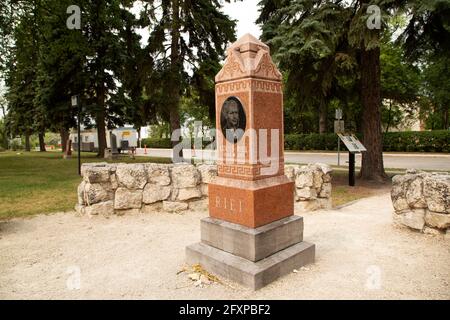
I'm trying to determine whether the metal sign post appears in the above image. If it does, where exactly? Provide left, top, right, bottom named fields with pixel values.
left=334, top=109, right=344, bottom=166
left=337, top=138, right=340, bottom=166
left=349, top=152, right=355, bottom=186
left=71, top=95, right=81, bottom=176
left=337, top=133, right=367, bottom=187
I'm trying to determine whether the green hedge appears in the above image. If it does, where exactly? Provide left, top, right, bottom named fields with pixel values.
left=142, top=131, right=450, bottom=153
left=285, top=131, right=450, bottom=152
left=141, top=138, right=173, bottom=149
left=382, top=130, right=450, bottom=153
left=141, top=137, right=215, bottom=149
left=285, top=133, right=339, bottom=151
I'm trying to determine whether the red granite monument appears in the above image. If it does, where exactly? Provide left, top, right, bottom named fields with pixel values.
left=186, top=34, right=315, bottom=290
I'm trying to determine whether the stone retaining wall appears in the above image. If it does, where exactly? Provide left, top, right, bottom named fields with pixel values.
left=391, top=169, right=450, bottom=235
left=76, top=162, right=332, bottom=216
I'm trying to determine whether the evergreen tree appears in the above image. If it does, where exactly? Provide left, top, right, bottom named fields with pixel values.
left=4, top=1, right=42, bottom=151
left=34, top=0, right=87, bottom=151
left=397, top=0, right=450, bottom=130
left=380, top=25, right=420, bottom=133
left=257, top=0, right=408, bottom=181
left=421, top=54, right=450, bottom=129
left=140, top=0, right=237, bottom=156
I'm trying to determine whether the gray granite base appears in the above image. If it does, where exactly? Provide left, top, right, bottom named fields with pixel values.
left=186, top=241, right=315, bottom=290
left=201, top=215, right=303, bottom=261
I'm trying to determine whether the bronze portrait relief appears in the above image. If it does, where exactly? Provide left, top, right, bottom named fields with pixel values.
left=220, top=96, right=246, bottom=143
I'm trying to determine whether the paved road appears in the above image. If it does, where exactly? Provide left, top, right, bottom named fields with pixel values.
left=135, top=148, right=450, bottom=171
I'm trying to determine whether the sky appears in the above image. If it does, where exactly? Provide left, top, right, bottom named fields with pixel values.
left=132, top=0, right=262, bottom=46
left=222, top=0, right=261, bottom=39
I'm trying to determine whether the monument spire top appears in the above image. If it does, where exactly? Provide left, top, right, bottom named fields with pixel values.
left=228, top=33, right=269, bottom=53
left=216, top=32, right=281, bottom=83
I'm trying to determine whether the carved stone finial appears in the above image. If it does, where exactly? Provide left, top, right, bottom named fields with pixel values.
left=215, top=33, right=282, bottom=83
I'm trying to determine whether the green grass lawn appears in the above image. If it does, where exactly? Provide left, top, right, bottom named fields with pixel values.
left=0, top=151, right=171, bottom=219
left=330, top=170, right=392, bottom=207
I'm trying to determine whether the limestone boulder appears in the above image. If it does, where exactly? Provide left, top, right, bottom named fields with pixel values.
left=295, top=167, right=314, bottom=188
left=405, top=178, right=427, bottom=208
left=85, top=201, right=114, bottom=216
left=295, top=200, right=320, bottom=212
left=391, top=174, right=419, bottom=212
left=319, top=183, right=332, bottom=198
left=197, top=164, right=217, bottom=184
left=145, top=163, right=172, bottom=186
left=284, top=165, right=297, bottom=181
left=83, top=166, right=111, bottom=184
left=142, top=184, right=171, bottom=204
left=323, top=173, right=332, bottom=183
left=84, top=183, right=112, bottom=205
left=177, top=187, right=202, bottom=201
left=400, top=209, right=426, bottom=231
left=200, top=183, right=209, bottom=196
left=296, top=187, right=317, bottom=200
left=110, top=173, right=118, bottom=189
left=77, top=181, right=86, bottom=205
left=81, top=162, right=108, bottom=177
left=391, top=174, right=405, bottom=187
left=114, top=188, right=143, bottom=209
left=312, top=168, right=323, bottom=190
left=424, top=211, right=450, bottom=229
left=423, top=175, right=450, bottom=213
left=163, top=201, right=188, bottom=213
left=391, top=177, right=409, bottom=212
left=391, top=197, right=409, bottom=212
left=317, top=163, right=333, bottom=175
left=171, top=164, right=200, bottom=188
left=116, top=164, right=147, bottom=189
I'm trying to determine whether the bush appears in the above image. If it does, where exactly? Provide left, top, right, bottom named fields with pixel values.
left=285, top=133, right=339, bottom=151
left=285, top=131, right=450, bottom=152
left=140, top=138, right=173, bottom=149
left=382, top=130, right=450, bottom=153
left=141, top=136, right=216, bottom=150
left=142, top=131, right=450, bottom=153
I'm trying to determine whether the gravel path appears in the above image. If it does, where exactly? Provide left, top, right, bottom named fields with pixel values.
left=1, top=193, right=449, bottom=300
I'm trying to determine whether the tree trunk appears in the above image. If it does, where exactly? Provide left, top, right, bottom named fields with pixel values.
left=38, top=131, right=46, bottom=152
left=25, top=132, right=31, bottom=152
left=319, top=100, right=327, bottom=134
left=359, top=46, right=387, bottom=182
left=169, top=0, right=183, bottom=160
left=208, top=103, right=216, bottom=125
left=137, top=127, right=141, bottom=148
left=96, top=84, right=107, bottom=158
left=385, top=100, right=392, bottom=134
left=443, top=107, right=449, bottom=129
left=60, top=128, right=69, bottom=152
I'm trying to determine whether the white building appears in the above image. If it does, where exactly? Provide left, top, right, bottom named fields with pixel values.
left=70, top=126, right=138, bottom=152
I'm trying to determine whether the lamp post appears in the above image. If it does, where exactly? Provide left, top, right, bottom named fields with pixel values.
left=71, top=95, right=81, bottom=175
left=335, top=108, right=343, bottom=166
